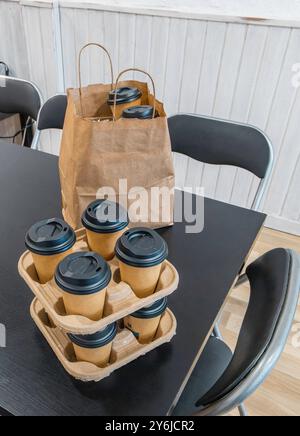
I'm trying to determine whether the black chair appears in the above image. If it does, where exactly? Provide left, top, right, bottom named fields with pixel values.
left=0, top=75, right=42, bottom=149
left=37, top=94, right=68, bottom=132
left=169, top=114, right=275, bottom=327
left=172, top=248, right=300, bottom=416
left=168, top=114, right=274, bottom=211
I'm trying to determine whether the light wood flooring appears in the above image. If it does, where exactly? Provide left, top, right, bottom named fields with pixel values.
left=221, top=227, right=300, bottom=416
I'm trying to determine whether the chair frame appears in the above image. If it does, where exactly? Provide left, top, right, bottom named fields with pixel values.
left=0, top=74, right=43, bottom=150
left=169, top=113, right=274, bottom=212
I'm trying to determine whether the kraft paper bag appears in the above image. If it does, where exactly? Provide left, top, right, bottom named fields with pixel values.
left=59, top=56, right=175, bottom=230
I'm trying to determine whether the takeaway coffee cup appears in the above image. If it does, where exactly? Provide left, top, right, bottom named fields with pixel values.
left=122, top=105, right=156, bottom=120
left=115, top=228, right=168, bottom=298
left=108, top=87, right=142, bottom=120
left=25, top=218, right=76, bottom=284
left=124, top=298, right=167, bottom=344
left=82, top=199, right=129, bottom=261
left=55, top=252, right=111, bottom=321
left=68, top=322, right=118, bottom=367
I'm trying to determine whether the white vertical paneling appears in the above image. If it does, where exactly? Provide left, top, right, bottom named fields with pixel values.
left=163, top=18, right=189, bottom=189
left=86, top=11, right=106, bottom=84
left=178, top=19, right=207, bottom=191
left=244, top=26, right=291, bottom=208
left=163, top=18, right=187, bottom=113
left=149, top=16, right=170, bottom=100
left=213, top=23, right=247, bottom=204
left=1, top=2, right=300, bottom=233
left=179, top=20, right=207, bottom=114
left=227, top=25, right=268, bottom=208
left=119, top=13, right=136, bottom=74
left=103, top=11, right=119, bottom=82
left=230, top=26, right=291, bottom=208
left=134, top=14, right=152, bottom=78
left=73, top=8, right=90, bottom=87
left=195, top=21, right=227, bottom=198
left=21, top=4, right=57, bottom=153
left=61, top=7, right=77, bottom=88
left=282, top=155, right=300, bottom=220
left=195, top=21, right=227, bottom=115
left=0, top=1, right=29, bottom=78
left=263, top=29, right=300, bottom=216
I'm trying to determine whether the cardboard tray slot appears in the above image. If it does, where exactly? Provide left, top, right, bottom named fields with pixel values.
left=19, top=229, right=179, bottom=335
left=31, top=298, right=177, bottom=382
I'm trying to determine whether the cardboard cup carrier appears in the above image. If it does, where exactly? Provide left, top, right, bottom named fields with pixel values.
left=20, top=222, right=179, bottom=382
left=30, top=298, right=177, bottom=382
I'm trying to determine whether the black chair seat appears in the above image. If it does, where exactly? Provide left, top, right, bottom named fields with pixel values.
left=172, top=337, right=233, bottom=416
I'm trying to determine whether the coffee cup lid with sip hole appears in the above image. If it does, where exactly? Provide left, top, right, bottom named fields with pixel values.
left=108, top=87, right=142, bottom=106
left=122, top=105, right=156, bottom=119
left=115, top=228, right=168, bottom=268
left=68, top=323, right=118, bottom=349
left=25, top=218, right=76, bottom=256
left=82, top=199, right=129, bottom=234
left=55, top=252, right=111, bottom=295
left=130, top=298, right=167, bottom=319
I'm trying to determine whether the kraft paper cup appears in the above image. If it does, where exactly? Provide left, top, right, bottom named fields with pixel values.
left=25, top=218, right=76, bottom=284
left=115, top=228, right=168, bottom=299
left=82, top=199, right=129, bottom=261
left=124, top=298, right=167, bottom=344
left=68, top=323, right=117, bottom=368
left=55, top=252, right=112, bottom=321
left=108, top=87, right=142, bottom=120
left=122, top=105, right=156, bottom=120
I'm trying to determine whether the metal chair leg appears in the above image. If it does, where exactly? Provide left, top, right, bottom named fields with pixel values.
left=238, top=403, right=248, bottom=416
left=213, top=322, right=222, bottom=339
left=235, top=273, right=248, bottom=288
left=31, top=129, right=41, bottom=151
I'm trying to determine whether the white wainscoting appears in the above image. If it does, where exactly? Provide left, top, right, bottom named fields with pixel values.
left=1, top=0, right=300, bottom=235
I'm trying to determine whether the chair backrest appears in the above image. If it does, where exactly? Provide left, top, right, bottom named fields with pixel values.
left=168, top=114, right=273, bottom=180
left=37, top=94, right=67, bottom=131
left=196, top=248, right=300, bottom=416
left=0, top=75, right=42, bottom=121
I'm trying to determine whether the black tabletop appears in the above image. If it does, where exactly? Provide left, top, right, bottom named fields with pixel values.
left=0, top=141, right=266, bottom=416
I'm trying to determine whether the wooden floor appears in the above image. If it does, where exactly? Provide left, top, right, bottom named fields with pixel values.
left=221, top=227, right=300, bottom=416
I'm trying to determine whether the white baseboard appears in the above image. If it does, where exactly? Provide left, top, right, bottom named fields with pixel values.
left=265, top=215, right=300, bottom=236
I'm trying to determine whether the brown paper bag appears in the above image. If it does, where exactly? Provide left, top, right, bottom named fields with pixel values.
left=59, top=44, right=175, bottom=230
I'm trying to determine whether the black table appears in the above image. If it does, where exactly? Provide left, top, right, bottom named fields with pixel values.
left=0, top=141, right=266, bottom=416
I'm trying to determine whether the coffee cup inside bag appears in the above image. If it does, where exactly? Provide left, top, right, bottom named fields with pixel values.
left=25, top=218, right=76, bottom=284
left=124, top=298, right=167, bottom=344
left=55, top=252, right=111, bottom=321
left=82, top=199, right=129, bottom=261
left=68, top=322, right=118, bottom=367
left=115, top=228, right=168, bottom=298
left=108, top=87, right=142, bottom=120
left=122, top=105, right=157, bottom=119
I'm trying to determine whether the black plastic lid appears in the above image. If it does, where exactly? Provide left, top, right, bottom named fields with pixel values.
left=115, top=228, right=168, bottom=268
left=25, top=218, right=76, bottom=256
left=68, top=323, right=118, bottom=349
left=82, top=199, right=129, bottom=234
left=131, top=298, right=167, bottom=319
left=55, top=252, right=111, bottom=295
left=122, top=105, right=155, bottom=119
left=108, top=87, right=142, bottom=105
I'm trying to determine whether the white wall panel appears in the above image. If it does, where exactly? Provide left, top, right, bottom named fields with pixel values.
left=1, top=1, right=300, bottom=234
left=0, top=1, right=29, bottom=78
